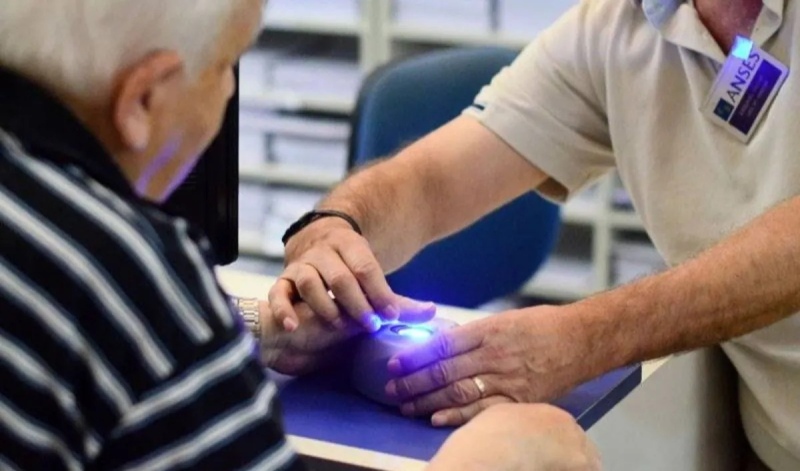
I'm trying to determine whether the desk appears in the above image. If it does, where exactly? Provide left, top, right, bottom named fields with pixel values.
left=217, top=268, right=743, bottom=470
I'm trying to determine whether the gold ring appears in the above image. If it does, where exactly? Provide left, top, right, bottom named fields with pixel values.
left=472, top=376, right=487, bottom=398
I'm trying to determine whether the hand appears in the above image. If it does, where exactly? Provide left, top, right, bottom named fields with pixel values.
left=259, top=300, right=437, bottom=376
left=258, top=300, right=361, bottom=376
left=385, top=307, right=594, bottom=427
left=426, top=403, right=601, bottom=471
left=269, top=217, right=436, bottom=332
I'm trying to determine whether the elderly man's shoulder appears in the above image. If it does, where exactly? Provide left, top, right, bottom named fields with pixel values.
left=0, top=129, right=233, bottom=339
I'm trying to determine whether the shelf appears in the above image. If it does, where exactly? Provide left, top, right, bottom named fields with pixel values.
left=239, top=113, right=350, bottom=140
left=240, top=91, right=355, bottom=114
left=239, top=230, right=284, bottom=260
left=610, top=210, right=645, bottom=231
left=561, top=198, right=600, bottom=225
left=521, top=275, right=594, bottom=301
left=521, top=257, right=596, bottom=301
left=240, top=164, right=343, bottom=190
left=263, top=17, right=361, bottom=36
left=389, top=26, right=530, bottom=49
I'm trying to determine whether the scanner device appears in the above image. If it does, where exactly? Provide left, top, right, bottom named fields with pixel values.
left=351, top=318, right=458, bottom=406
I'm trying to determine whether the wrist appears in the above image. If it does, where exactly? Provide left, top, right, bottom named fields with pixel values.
left=284, top=215, right=362, bottom=257
left=282, top=209, right=363, bottom=247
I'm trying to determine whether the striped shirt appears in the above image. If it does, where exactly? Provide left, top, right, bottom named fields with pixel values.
left=0, top=68, right=305, bottom=470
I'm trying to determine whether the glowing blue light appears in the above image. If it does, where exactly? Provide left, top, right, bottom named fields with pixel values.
left=394, top=326, right=433, bottom=339
left=731, top=36, right=754, bottom=60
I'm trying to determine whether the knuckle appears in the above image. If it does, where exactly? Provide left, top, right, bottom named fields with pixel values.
left=394, top=379, right=412, bottom=398
left=269, top=300, right=289, bottom=319
left=435, top=335, right=454, bottom=360
left=351, top=259, right=381, bottom=282
left=448, top=380, right=476, bottom=405
left=318, top=304, right=340, bottom=321
left=327, top=271, right=354, bottom=292
left=482, top=344, right=506, bottom=363
left=455, top=408, right=470, bottom=425
left=429, top=362, right=451, bottom=387
left=294, top=271, right=317, bottom=294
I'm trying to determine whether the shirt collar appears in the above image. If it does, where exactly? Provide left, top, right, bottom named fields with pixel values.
left=0, top=67, right=135, bottom=198
left=630, top=0, right=786, bottom=28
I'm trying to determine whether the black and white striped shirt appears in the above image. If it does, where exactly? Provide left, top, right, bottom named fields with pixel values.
left=0, top=68, right=304, bottom=470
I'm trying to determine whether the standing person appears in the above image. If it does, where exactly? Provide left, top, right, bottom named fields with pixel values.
left=271, top=1, right=800, bottom=469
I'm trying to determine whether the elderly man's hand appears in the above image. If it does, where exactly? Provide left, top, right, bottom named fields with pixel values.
left=259, top=298, right=437, bottom=376
left=268, top=217, right=436, bottom=333
left=385, top=307, right=594, bottom=426
left=258, top=300, right=362, bottom=376
left=427, top=403, right=601, bottom=471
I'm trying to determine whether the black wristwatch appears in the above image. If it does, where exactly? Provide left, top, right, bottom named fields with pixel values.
left=281, top=209, right=363, bottom=246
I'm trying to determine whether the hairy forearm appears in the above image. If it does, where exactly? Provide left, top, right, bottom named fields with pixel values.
left=318, top=150, right=439, bottom=272
left=580, top=196, right=800, bottom=374
left=319, top=117, right=548, bottom=272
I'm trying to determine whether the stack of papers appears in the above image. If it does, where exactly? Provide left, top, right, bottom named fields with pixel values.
left=271, top=54, right=363, bottom=104
left=265, top=0, right=360, bottom=25
left=239, top=110, right=351, bottom=141
left=262, top=188, right=326, bottom=256
left=238, top=183, right=271, bottom=233
left=497, top=0, right=577, bottom=37
left=393, top=0, right=493, bottom=32
left=238, top=129, right=269, bottom=168
left=239, top=37, right=312, bottom=98
left=530, top=256, right=595, bottom=293
left=238, top=110, right=351, bottom=180
left=269, top=134, right=349, bottom=178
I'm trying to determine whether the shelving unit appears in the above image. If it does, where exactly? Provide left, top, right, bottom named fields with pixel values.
left=234, top=0, right=664, bottom=302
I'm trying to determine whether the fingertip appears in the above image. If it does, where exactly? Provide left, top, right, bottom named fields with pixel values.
left=431, top=412, right=448, bottom=427
left=361, top=314, right=382, bottom=333
left=384, top=380, right=397, bottom=398
left=384, top=305, right=400, bottom=322
left=387, top=358, right=403, bottom=376
left=282, top=317, right=299, bottom=332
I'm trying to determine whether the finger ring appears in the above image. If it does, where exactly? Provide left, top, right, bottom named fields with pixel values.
left=472, top=376, right=487, bottom=398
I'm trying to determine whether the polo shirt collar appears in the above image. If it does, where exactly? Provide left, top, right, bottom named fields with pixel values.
left=0, top=67, right=135, bottom=198
left=630, top=0, right=787, bottom=63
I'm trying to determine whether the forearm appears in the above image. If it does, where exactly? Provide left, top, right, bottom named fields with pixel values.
left=319, top=116, right=549, bottom=272
left=319, top=152, right=435, bottom=272
left=581, top=196, right=800, bottom=374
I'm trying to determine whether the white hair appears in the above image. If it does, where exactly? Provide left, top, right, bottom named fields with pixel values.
left=0, top=0, right=249, bottom=99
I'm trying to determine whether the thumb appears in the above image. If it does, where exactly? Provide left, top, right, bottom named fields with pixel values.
left=393, top=295, right=437, bottom=324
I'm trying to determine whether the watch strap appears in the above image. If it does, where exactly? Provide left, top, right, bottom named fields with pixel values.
left=236, top=297, right=261, bottom=340
left=281, top=209, right=362, bottom=246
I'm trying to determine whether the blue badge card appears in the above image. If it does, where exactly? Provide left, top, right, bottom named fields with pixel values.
left=702, top=36, right=789, bottom=143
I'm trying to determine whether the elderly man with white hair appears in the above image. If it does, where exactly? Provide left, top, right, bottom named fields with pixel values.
left=0, top=1, right=601, bottom=470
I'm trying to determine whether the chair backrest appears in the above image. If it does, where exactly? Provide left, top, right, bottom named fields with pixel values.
left=349, top=47, right=560, bottom=308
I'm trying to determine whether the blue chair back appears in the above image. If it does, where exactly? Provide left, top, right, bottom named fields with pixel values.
left=349, top=47, right=560, bottom=308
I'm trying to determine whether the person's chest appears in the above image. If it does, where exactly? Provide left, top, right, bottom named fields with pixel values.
left=694, top=0, right=764, bottom=52
left=603, top=0, right=799, bottom=264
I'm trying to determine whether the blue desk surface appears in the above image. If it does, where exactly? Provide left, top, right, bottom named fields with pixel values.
left=275, top=365, right=641, bottom=462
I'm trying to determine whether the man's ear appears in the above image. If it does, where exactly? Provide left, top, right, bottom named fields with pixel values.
left=112, top=51, right=185, bottom=152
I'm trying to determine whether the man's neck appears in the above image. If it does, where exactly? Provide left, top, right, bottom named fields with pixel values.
left=694, top=0, right=765, bottom=53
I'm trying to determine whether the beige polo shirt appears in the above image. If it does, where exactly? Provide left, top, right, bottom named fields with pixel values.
left=466, top=0, right=800, bottom=469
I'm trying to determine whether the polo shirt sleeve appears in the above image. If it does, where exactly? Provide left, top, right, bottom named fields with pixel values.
left=464, top=0, right=615, bottom=202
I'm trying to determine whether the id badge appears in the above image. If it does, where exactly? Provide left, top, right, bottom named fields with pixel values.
left=702, top=36, right=789, bottom=143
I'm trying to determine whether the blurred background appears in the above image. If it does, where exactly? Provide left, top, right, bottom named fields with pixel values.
left=232, top=0, right=666, bottom=308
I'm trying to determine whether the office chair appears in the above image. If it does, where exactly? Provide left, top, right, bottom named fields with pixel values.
left=348, top=47, right=561, bottom=308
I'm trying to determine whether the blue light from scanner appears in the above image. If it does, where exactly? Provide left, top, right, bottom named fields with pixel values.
left=391, top=325, right=433, bottom=339
left=731, top=36, right=754, bottom=60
